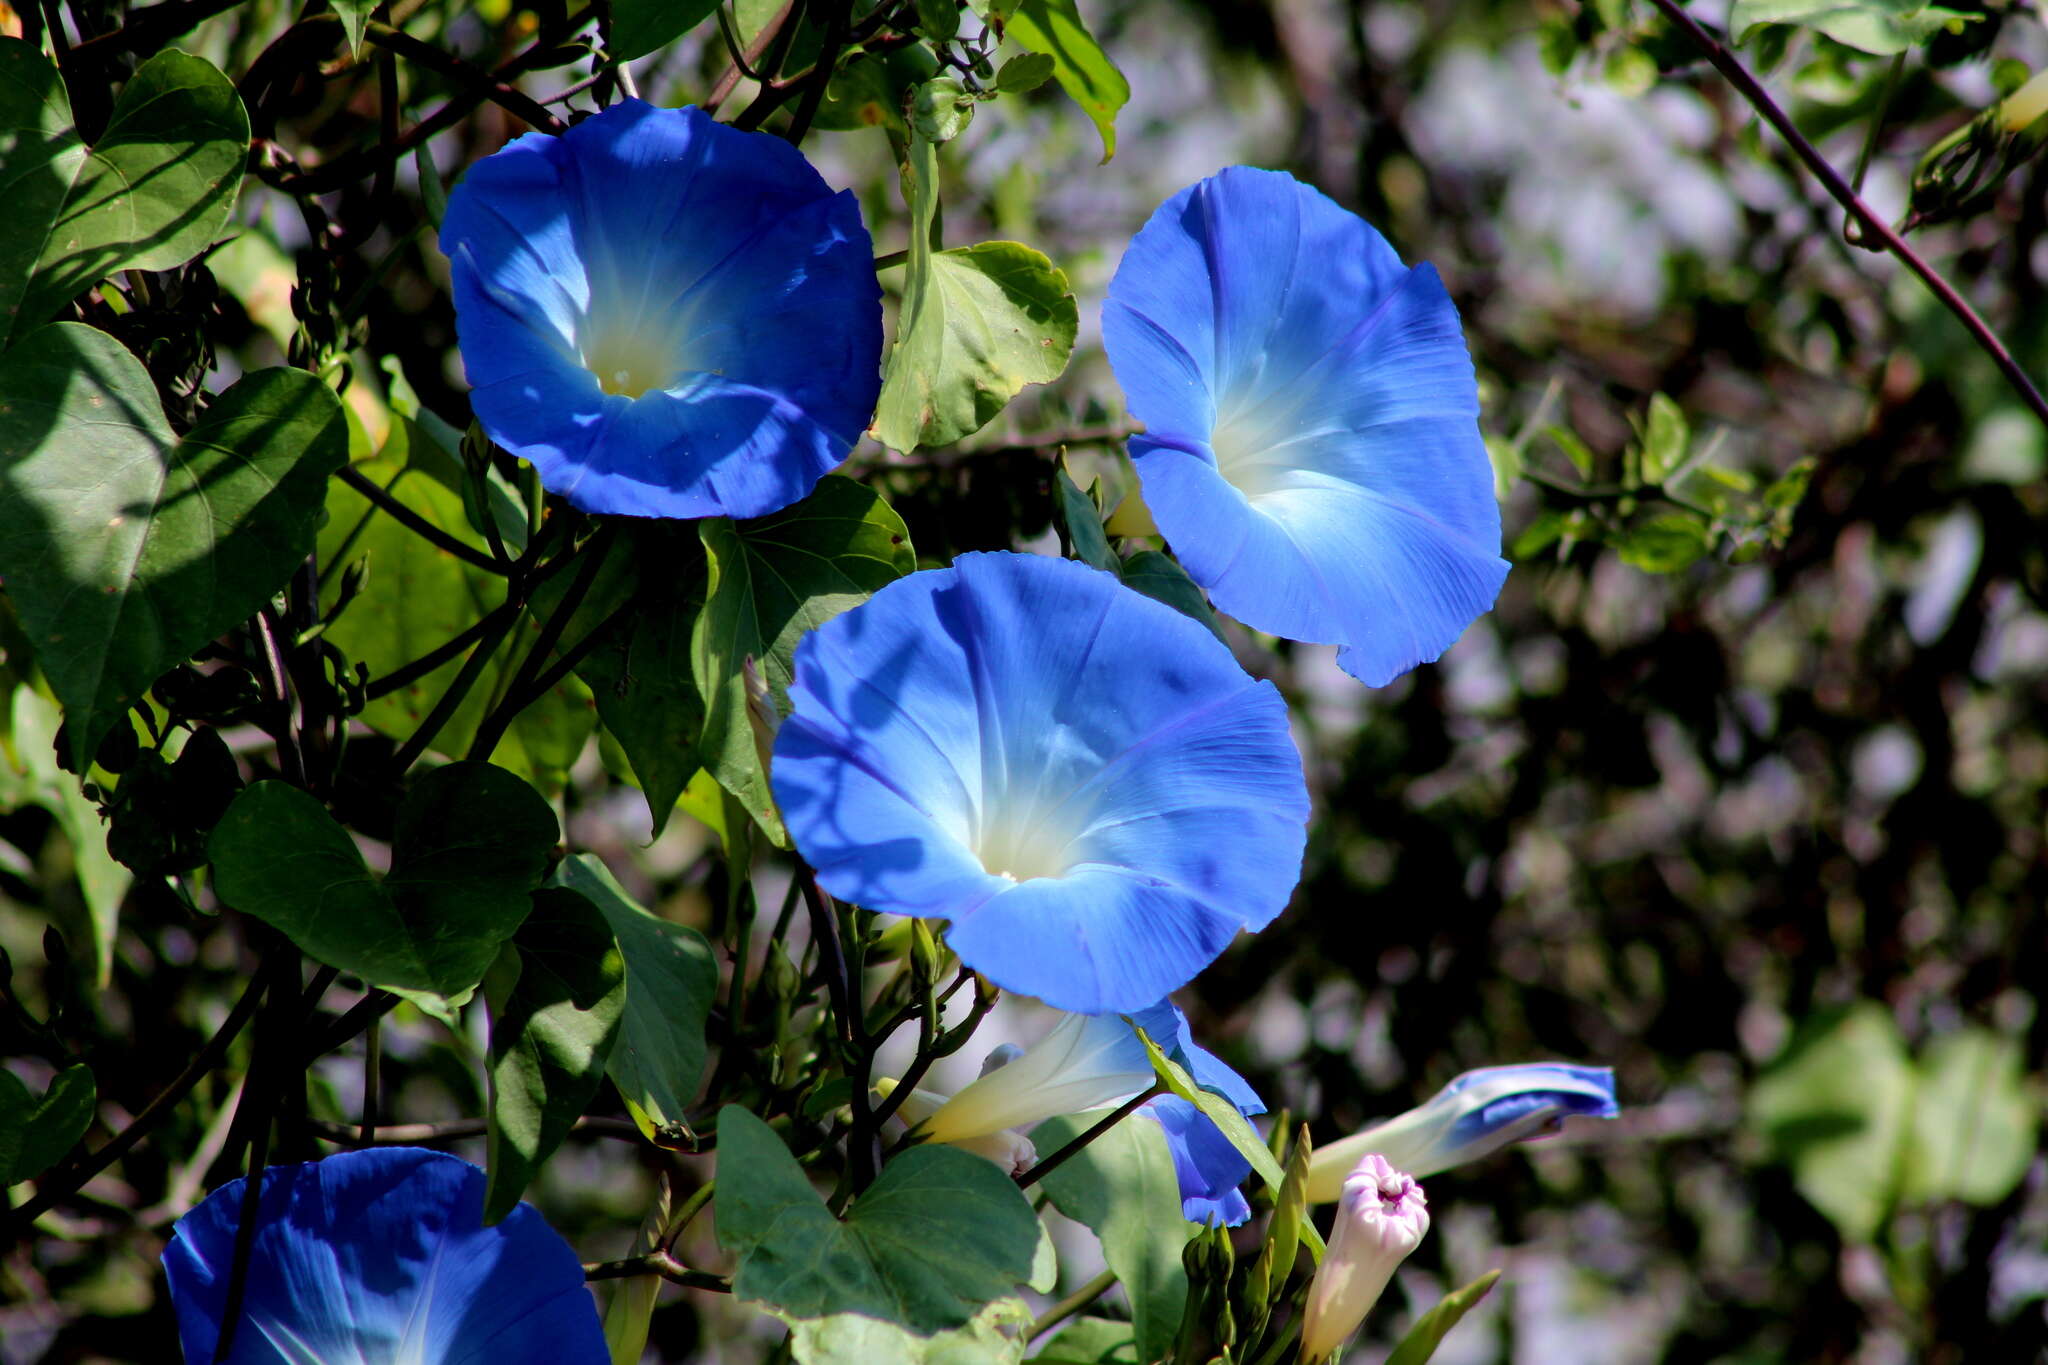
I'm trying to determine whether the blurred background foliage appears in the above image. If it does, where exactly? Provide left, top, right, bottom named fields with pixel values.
left=2, top=0, right=2046, bottom=1360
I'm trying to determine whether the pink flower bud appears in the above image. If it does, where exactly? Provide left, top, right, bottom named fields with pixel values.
left=1300, top=1155, right=1430, bottom=1364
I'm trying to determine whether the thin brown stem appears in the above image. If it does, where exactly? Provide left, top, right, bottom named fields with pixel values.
left=1013, top=1083, right=1164, bottom=1190
left=1645, top=0, right=2048, bottom=431
left=583, top=1247, right=732, bottom=1292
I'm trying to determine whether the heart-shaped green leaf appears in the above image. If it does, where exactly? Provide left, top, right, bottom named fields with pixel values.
left=209, top=762, right=557, bottom=997
left=0, top=323, right=345, bottom=766
left=484, top=887, right=626, bottom=1223
left=695, top=476, right=914, bottom=843
left=0, top=1063, right=95, bottom=1185
left=557, top=854, right=717, bottom=1144
left=716, top=1106, right=1040, bottom=1334
left=0, top=42, right=247, bottom=346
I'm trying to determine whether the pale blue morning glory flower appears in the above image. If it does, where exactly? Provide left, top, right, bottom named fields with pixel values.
left=1306, top=1062, right=1619, bottom=1201
left=1103, top=167, right=1509, bottom=686
left=162, top=1147, right=606, bottom=1364
left=442, top=100, right=881, bottom=520
left=772, top=552, right=1309, bottom=1014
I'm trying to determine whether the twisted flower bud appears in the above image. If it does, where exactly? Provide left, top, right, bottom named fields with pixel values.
left=1300, top=1155, right=1430, bottom=1364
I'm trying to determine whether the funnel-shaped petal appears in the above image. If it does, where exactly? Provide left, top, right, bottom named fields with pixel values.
left=1306, top=1062, right=1618, bottom=1202
left=162, top=1147, right=605, bottom=1364
left=1104, top=167, right=1507, bottom=686
left=442, top=100, right=881, bottom=519
left=773, top=552, right=1309, bottom=1013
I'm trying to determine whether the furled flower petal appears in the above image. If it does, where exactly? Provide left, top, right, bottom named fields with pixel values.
left=772, top=552, right=1309, bottom=1013
left=441, top=100, right=882, bottom=520
left=162, top=1147, right=605, bottom=1365
left=1102, top=166, right=1509, bottom=686
left=1299, top=1154, right=1430, bottom=1364
left=1306, top=1062, right=1619, bottom=1202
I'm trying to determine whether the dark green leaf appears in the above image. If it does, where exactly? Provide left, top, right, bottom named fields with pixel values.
left=715, top=1106, right=1040, bottom=1333
left=1, top=1063, right=95, bottom=1184
left=996, top=52, right=1057, bottom=93
left=1117, top=551, right=1224, bottom=642
left=611, top=0, right=722, bottom=60
left=333, top=0, right=377, bottom=53
left=1384, top=1270, right=1503, bottom=1365
left=1034, top=1112, right=1190, bottom=1363
left=572, top=528, right=708, bottom=838
left=0, top=324, right=345, bottom=766
left=694, top=476, right=914, bottom=843
left=557, top=854, right=717, bottom=1145
left=1004, top=0, right=1130, bottom=161
left=484, top=888, right=627, bottom=1222
left=1747, top=1002, right=1913, bottom=1242
left=209, top=763, right=557, bottom=997
left=915, top=0, right=962, bottom=41
left=1055, top=465, right=1117, bottom=573
left=0, top=43, right=247, bottom=345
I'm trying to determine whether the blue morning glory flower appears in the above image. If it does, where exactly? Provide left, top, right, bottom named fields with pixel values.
left=162, top=1147, right=606, bottom=1364
left=772, top=552, right=1309, bottom=1014
left=1306, top=1062, right=1619, bottom=1201
left=1102, top=167, right=1509, bottom=686
left=441, top=100, right=882, bottom=520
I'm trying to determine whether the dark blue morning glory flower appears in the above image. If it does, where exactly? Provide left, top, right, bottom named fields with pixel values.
left=772, top=552, right=1309, bottom=1014
left=1144, top=1095, right=1256, bottom=1227
left=442, top=100, right=882, bottom=520
left=1103, top=166, right=1509, bottom=686
left=162, top=1147, right=606, bottom=1364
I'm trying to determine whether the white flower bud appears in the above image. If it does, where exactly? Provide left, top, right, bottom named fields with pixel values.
left=1299, top=1155, right=1429, bottom=1365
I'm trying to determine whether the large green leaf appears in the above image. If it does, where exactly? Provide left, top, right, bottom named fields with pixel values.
left=694, top=476, right=915, bottom=843
left=1728, top=0, right=1977, bottom=53
left=1030, top=1318, right=1137, bottom=1363
left=715, top=1106, right=1040, bottom=1334
left=484, top=887, right=627, bottom=1222
left=1004, top=0, right=1130, bottom=162
left=209, top=762, right=557, bottom=997
left=0, top=42, right=247, bottom=346
left=611, top=0, right=722, bottom=60
left=1747, top=1002, right=1914, bottom=1242
left=0, top=688, right=130, bottom=986
left=0, top=324, right=345, bottom=767
left=0, top=1063, right=95, bottom=1185
left=1902, top=1027, right=2038, bottom=1207
left=1384, top=1270, right=1503, bottom=1365
left=1034, top=1112, right=1191, bottom=1364
left=872, top=240, right=1078, bottom=453
left=317, top=444, right=594, bottom=794
left=557, top=854, right=718, bottom=1145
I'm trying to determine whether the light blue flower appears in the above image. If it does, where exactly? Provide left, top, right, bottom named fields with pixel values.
left=162, top=1147, right=606, bottom=1364
left=1306, top=1062, right=1619, bottom=1201
left=1143, top=1095, right=1257, bottom=1227
left=773, top=552, right=1308, bottom=1014
left=1102, top=166, right=1509, bottom=686
left=442, top=100, right=882, bottom=520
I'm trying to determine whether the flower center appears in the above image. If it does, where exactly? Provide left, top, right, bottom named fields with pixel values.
left=1208, top=402, right=1303, bottom=500
left=974, top=793, right=1082, bottom=883
left=581, top=320, right=681, bottom=399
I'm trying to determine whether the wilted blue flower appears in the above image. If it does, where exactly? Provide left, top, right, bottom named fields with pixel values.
left=1306, top=1062, right=1619, bottom=1202
left=162, top=1147, right=606, bottom=1364
left=1143, top=1095, right=1257, bottom=1227
left=1102, top=166, right=1509, bottom=686
left=774, top=552, right=1308, bottom=1013
left=442, top=100, right=882, bottom=520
